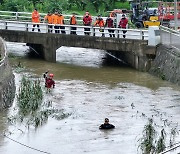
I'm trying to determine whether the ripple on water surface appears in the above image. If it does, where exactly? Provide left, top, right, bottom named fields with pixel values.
left=1, top=42, right=180, bottom=154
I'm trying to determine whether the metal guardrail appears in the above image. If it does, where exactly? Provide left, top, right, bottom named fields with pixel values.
left=160, top=25, right=180, bottom=50
left=0, top=10, right=149, bottom=40
left=0, top=10, right=96, bottom=24
left=0, top=20, right=148, bottom=40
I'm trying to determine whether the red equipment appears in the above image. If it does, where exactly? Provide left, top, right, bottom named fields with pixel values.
left=158, top=2, right=180, bottom=21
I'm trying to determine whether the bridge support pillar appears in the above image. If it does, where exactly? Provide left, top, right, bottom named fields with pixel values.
left=43, top=44, right=56, bottom=63
left=106, top=50, right=153, bottom=71
left=132, top=55, right=153, bottom=71
left=27, top=42, right=56, bottom=62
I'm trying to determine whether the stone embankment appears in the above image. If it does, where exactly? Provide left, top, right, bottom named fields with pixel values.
left=149, top=44, right=180, bottom=86
left=0, top=37, right=15, bottom=109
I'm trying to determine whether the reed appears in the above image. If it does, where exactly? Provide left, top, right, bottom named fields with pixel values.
left=156, top=129, right=166, bottom=153
left=139, top=118, right=156, bottom=154
left=8, top=77, right=71, bottom=129
left=17, top=76, right=43, bottom=118
left=169, top=127, right=179, bottom=147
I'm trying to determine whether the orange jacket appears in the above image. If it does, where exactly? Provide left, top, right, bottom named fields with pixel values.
left=44, top=14, right=53, bottom=24
left=70, top=16, right=77, bottom=25
left=52, top=14, right=59, bottom=24
left=94, top=18, right=104, bottom=27
left=32, top=10, right=40, bottom=23
left=58, top=15, right=64, bottom=25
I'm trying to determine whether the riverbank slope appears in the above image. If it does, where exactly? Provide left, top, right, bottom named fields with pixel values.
left=149, top=44, right=180, bottom=86
left=0, top=37, right=15, bottom=109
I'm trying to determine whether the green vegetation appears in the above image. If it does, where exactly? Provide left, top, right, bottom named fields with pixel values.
left=139, top=119, right=156, bottom=153
left=0, top=0, right=129, bottom=15
left=17, top=76, right=43, bottom=117
left=8, top=76, right=71, bottom=129
left=156, top=129, right=166, bottom=153
left=139, top=118, right=178, bottom=154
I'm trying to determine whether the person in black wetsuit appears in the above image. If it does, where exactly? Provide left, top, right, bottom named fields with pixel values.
left=99, top=118, right=115, bottom=129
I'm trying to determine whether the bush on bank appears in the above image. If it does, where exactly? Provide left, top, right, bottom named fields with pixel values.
left=0, top=0, right=129, bottom=15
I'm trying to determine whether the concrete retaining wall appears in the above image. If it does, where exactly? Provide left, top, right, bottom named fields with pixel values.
left=149, top=44, right=180, bottom=85
left=0, top=37, right=15, bottom=109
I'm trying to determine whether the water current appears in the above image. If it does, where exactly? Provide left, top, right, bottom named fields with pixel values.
left=0, top=42, right=179, bottom=154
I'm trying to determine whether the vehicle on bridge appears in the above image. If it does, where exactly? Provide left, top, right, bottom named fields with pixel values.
left=158, top=1, right=180, bottom=21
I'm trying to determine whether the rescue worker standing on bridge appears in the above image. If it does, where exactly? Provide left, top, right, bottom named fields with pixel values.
left=83, top=12, right=92, bottom=35
left=44, top=11, right=53, bottom=33
left=32, top=8, right=40, bottom=32
left=118, top=14, right=128, bottom=38
left=94, top=15, right=105, bottom=37
left=52, top=10, right=60, bottom=33
left=105, top=15, right=115, bottom=38
left=70, top=13, right=77, bottom=35
left=58, top=12, right=66, bottom=34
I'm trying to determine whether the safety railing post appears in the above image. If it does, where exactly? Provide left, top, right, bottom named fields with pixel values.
left=170, top=31, right=172, bottom=46
left=115, top=29, right=118, bottom=38
left=25, top=23, right=28, bottom=31
left=141, top=30, right=144, bottom=40
left=52, top=25, right=54, bottom=33
left=160, top=28, right=162, bottom=43
left=46, top=24, right=48, bottom=33
left=15, top=12, right=18, bottom=20
left=68, top=25, right=71, bottom=34
left=92, top=27, right=95, bottom=36
left=4, top=21, right=7, bottom=30
left=140, top=30, right=143, bottom=40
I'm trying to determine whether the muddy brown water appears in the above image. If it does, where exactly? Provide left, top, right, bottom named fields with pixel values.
left=0, top=43, right=179, bottom=154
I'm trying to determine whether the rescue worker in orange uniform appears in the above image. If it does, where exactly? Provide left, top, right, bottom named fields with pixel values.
left=52, top=10, right=60, bottom=33
left=32, top=8, right=40, bottom=32
left=58, top=12, right=66, bottom=34
left=94, top=15, right=105, bottom=37
left=44, top=11, right=53, bottom=33
left=70, top=13, right=77, bottom=35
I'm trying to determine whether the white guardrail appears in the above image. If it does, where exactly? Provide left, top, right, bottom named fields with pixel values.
left=160, top=25, right=180, bottom=50
left=0, top=10, right=148, bottom=40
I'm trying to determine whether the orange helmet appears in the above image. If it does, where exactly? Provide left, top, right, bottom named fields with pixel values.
left=49, top=73, right=54, bottom=77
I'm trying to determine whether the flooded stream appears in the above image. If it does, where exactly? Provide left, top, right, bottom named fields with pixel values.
left=0, top=42, right=179, bottom=154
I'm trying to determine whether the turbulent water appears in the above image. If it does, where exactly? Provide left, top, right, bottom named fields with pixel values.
left=0, top=42, right=179, bottom=154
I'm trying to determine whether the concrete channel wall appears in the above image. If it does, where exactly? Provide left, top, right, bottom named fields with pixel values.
left=149, top=44, right=180, bottom=86
left=0, top=37, right=15, bottom=109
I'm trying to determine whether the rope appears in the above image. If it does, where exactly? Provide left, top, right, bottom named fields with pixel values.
left=159, top=141, right=180, bottom=154
left=3, top=134, right=51, bottom=154
left=159, top=143, right=180, bottom=154
left=105, top=51, right=127, bottom=64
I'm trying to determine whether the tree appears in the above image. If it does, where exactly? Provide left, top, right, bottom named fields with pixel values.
left=28, top=0, right=43, bottom=8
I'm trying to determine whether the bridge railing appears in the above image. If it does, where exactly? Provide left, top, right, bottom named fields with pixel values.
left=0, top=20, right=148, bottom=40
left=0, top=10, right=97, bottom=25
left=160, top=25, right=180, bottom=50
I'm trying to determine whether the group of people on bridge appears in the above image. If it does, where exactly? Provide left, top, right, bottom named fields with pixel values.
left=32, top=9, right=128, bottom=38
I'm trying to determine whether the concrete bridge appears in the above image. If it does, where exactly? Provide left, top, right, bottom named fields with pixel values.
left=0, top=11, right=158, bottom=71
left=0, top=20, right=157, bottom=71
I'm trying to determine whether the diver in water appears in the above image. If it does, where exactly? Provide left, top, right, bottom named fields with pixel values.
left=99, top=118, right=115, bottom=129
